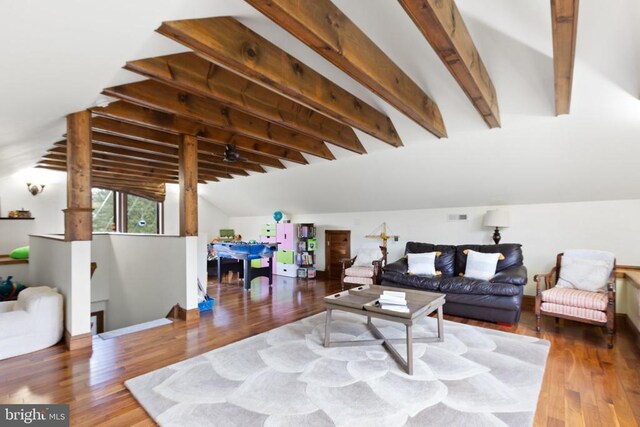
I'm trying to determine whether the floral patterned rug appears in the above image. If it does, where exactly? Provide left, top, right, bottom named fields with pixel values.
left=126, top=311, right=550, bottom=426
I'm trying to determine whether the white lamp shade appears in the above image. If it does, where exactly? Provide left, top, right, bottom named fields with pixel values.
left=483, top=209, right=510, bottom=228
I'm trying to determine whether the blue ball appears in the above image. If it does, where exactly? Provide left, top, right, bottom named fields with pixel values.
left=273, top=211, right=283, bottom=222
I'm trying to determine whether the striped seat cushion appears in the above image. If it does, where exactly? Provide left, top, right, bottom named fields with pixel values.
left=343, top=276, right=374, bottom=285
left=540, top=302, right=607, bottom=323
left=541, top=287, right=608, bottom=311
left=345, top=266, right=375, bottom=278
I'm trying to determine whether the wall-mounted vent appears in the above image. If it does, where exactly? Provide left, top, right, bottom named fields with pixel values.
left=448, top=214, right=468, bottom=221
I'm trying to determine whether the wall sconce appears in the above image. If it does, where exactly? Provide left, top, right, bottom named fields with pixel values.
left=26, top=183, right=45, bottom=196
left=483, top=209, right=510, bottom=244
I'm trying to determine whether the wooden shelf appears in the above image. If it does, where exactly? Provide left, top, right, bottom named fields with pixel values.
left=0, top=217, right=35, bottom=220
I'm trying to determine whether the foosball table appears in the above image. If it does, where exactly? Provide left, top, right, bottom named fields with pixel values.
left=213, top=242, right=278, bottom=290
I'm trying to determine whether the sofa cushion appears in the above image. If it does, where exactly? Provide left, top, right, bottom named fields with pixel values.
left=433, top=245, right=456, bottom=277
left=444, top=290, right=523, bottom=312
left=541, top=287, right=608, bottom=311
left=383, top=259, right=408, bottom=274
left=345, top=266, right=374, bottom=278
left=401, top=243, right=456, bottom=277
left=540, top=302, right=607, bottom=323
left=380, top=271, right=440, bottom=291
left=439, top=277, right=522, bottom=297
left=490, top=265, right=528, bottom=286
left=407, top=252, right=436, bottom=275
left=456, top=244, right=523, bottom=275
left=353, top=247, right=383, bottom=267
left=556, top=256, right=610, bottom=292
left=404, top=242, right=435, bottom=255
left=464, top=250, right=500, bottom=280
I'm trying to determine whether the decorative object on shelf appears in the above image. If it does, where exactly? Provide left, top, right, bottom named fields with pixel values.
left=26, top=183, right=45, bottom=196
left=273, top=211, right=283, bottom=223
left=366, top=222, right=399, bottom=248
left=8, top=209, right=32, bottom=219
left=483, top=209, right=510, bottom=244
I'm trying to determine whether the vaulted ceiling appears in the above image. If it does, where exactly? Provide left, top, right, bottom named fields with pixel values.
left=1, top=0, right=639, bottom=216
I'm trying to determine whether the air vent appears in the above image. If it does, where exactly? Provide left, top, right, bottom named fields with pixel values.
left=448, top=214, right=468, bottom=221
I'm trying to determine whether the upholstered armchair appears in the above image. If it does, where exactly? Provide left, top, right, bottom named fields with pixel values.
left=0, top=286, right=63, bottom=360
left=341, top=246, right=387, bottom=288
left=535, top=250, right=616, bottom=348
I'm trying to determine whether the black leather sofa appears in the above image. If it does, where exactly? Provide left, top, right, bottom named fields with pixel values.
left=382, top=242, right=527, bottom=324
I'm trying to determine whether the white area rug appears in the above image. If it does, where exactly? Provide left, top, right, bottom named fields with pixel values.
left=126, top=311, right=550, bottom=426
left=99, top=318, right=172, bottom=340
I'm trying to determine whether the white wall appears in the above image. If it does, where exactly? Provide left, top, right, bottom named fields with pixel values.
left=623, top=279, right=640, bottom=332
left=0, top=263, right=29, bottom=283
left=164, top=183, right=230, bottom=237
left=0, top=169, right=66, bottom=253
left=91, top=233, right=200, bottom=331
left=229, top=199, right=640, bottom=297
left=29, top=235, right=91, bottom=336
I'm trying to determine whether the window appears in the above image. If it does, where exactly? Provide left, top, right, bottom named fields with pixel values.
left=91, top=188, right=163, bottom=234
left=125, top=194, right=160, bottom=234
left=92, top=188, right=115, bottom=232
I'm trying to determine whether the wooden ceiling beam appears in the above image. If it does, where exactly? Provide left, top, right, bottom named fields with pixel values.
left=44, top=151, right=236, bottom=179
left=92, top=116, right=181, bottom=143
left=92, top=132, right=263, bottom=172
left=102, top=80, right=336, bottom=160
left=42, top=155, right=196, bottom=181
left=125, top=52, right=365, bottom=153
left=244, top=0, right=446, bottom=138
left=37, top=164, right=216, bottom=185
left=53, top=138, right=259, bottom=175
left=92, top=115, right=292, bottom=168
left=91, top=102, right=310, bottom=163
left=39, top=158, right=225, bottom=182
left=550, top=0, right=579, bottom=115
left=398, top=0, right=500, bottom=128
left=157, top=17, right=403, bottom=147
left=37, top=164, right=184, bottom=184
left=196, top=141, right=283, bottom=170
left=38, top=161, right=186, bottom=184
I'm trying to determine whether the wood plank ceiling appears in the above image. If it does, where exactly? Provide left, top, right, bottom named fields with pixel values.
left=39, top=0, right=579, bottom=189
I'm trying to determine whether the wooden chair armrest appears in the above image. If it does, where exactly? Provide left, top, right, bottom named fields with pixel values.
left=340, top=257, right=356, bottom=268
left=534, top=267, right=557, bottom=293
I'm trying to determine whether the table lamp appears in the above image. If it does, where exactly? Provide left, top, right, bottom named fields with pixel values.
left=483, top=209, right=510, bottom=244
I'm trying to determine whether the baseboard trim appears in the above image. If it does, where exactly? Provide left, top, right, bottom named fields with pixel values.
left=172, top=305, right=200, bottom=322
left=64, top=329, right=92, bottom=351
left=617, top=313, right=640, bottom=340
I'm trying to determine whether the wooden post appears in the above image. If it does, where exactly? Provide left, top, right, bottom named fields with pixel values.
left=179, top=134, right=198, bottom=236
left=64, top=111, right=93, bottom=241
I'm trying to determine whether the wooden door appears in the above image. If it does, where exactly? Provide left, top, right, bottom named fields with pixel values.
left=325, top=230, right=351, bottom=280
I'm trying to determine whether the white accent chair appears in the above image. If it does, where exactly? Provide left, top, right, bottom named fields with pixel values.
left=0, top=286, right=64, bottom=360
left=535, top=250, right=616, bottom=348
left=341, top=246, right=387, bottom=288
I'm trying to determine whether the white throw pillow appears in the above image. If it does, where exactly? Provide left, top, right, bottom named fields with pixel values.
left=464, top=250, right=500, bottom=281
left=353, top=247, right=383, bottom=267
left=556, top=256, right=610, bottom=292
left=407, top=252, right=437, bottom=276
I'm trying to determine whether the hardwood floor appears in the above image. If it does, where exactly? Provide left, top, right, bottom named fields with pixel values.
left=0, top=275, right=638, bottom=426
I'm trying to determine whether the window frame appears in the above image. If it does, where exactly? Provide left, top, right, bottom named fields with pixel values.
left=92, top=188, right=163, bottom=234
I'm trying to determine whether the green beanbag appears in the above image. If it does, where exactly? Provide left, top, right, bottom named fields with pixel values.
left=9, top=246, right=29, bottom=260
left=0, top=276, right=27, bottom=301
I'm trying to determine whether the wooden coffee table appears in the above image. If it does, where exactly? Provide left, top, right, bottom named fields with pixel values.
left=323, top=285, right=445, bottom=375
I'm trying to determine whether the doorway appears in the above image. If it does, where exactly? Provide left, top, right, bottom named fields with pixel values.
left=325, top=230, right=351, bottom=280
